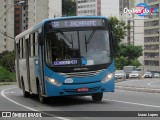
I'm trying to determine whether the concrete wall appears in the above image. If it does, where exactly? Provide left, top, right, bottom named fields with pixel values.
left=48, top=0, right=62, bottom=18
left=28, top=0, right=62, bottom=28
left=101, top=0, right=119, bottom=18
left=0, top=0, right=14, bottom=52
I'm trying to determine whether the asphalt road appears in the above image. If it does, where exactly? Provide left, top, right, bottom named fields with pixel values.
left=116, top=78, right=160, bottom=89
left=0, top=80, right=160, bottom=120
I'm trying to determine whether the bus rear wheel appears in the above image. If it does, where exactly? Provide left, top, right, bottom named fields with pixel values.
left=92, top=93, right=103, bottom=102
left=38, top=84, right=47, bottom=103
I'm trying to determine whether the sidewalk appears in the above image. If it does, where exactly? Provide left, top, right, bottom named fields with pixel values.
left=115, top=78, right=160, bottom=94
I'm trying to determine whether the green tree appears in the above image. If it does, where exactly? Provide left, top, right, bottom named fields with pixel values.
left=108, top=17, right=130, bottom=56
left=119, top=44, right=143, bottom=65
left=108, top=17, right=143, bottom=69
left=130, top=59, right=142, bottom=68
left=62, top=0, right=76, bottom=16
left=115, top=56, right=128, bottom=70
left=0, top=51, right=15, bottom=72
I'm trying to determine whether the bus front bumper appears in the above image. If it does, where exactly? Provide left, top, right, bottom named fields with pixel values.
left=45, top=78, right=115, bottom=97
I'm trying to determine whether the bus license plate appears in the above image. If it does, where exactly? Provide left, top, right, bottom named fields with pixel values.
left=77, top=88, right=89, bottom=92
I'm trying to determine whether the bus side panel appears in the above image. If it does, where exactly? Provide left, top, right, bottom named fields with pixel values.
left=29, top=57, right=38, bottom=94
left=15, top=44, right=21, bottom=88
left=15, top=61, right=20, bottom=88
left=19, top=59, right=29, bottom=92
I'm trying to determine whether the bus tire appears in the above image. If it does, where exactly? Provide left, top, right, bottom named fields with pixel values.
left=38, top=84, right=47, bottom=104
left=92, top=93, right=103, bottom=102
left=22, top=80, right=30, bottom=98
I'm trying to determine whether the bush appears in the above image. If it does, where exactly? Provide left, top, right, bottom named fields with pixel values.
left=130, top=59, right=142, bottom=68
left=115, top=56, right=128, bottom=70
left=0, top=66, right=16, bottom=82
left=0, top=51, right=15, bottom=72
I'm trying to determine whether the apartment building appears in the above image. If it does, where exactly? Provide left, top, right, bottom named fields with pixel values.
left=0, top=0, right=14, bottom=52
left=144, top=0, right=160, bottom=73
left=28, top=0, right=62, bottom=28
left=119, top=0, right=144, bottom=65
left=119, top=0, right=135, bottom=45
left=76, top=0, right=119, bottom=18
left=14, top=0, right=28, bottom=36
left=0, top=0, right=62, bottom=53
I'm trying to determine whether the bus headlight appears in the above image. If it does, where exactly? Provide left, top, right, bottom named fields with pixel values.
left=101, top=73, right=113, bottom=83
left=46, top=77, right=62, bottom=86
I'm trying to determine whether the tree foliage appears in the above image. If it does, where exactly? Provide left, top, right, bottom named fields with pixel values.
left=119, top=44, right=143, bottom=64
left=62, top=0, right=76, bottom=16
left=115, top=56, right=128, bottom=70
left=0, top=66, right=16, bottom=81
left=109, top=17, right=143, bottom=69
left=130, top=59, right=142, bottom=68
left=0, top=51, right=15, bottom=72
left=108, top=17, right=130, bottom=56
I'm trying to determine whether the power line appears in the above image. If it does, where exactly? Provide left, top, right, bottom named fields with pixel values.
left=0, top=28, right=14, bottom=37
left=0, top=31, right=14, bottom=40
left=0, top=5, right=14, bottom=21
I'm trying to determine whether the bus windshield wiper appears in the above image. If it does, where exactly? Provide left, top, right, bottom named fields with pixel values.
left=55, top=30, right=72, bottom=44
left=59, top=31, right=72, bottom=44
left=85, top=30, right=96, bottom=52
left=86, top=30, right=96, bottom=44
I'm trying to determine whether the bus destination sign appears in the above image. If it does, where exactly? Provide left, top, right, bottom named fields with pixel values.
left=49, top=19, right=105, bottom=29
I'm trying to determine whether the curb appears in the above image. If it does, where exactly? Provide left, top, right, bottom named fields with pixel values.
left=116, top=85, right=160, bottom=94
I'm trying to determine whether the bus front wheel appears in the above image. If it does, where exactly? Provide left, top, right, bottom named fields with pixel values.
left=92, top=93, right=103, bottom=102
left=38, top=84, right=47, bottom=103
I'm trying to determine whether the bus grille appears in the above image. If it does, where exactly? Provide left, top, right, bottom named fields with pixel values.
left=58, top=69, right=105, bottom=78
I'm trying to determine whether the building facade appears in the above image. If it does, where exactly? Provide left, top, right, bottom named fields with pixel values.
left=0, top=0, right=62, bottom=53
left=76, top=0, right=119, bottom=18
left=28, top=0, right=62, bottom=28
left=14, top=0, right=28, bottom=36
left=0, top=0, right=15, bottom=52
left=119, top=0, right=144, bottom=65
left=144, top=0, right=160, bottom=73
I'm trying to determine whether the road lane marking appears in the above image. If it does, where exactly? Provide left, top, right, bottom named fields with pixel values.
left=116, top=89, right=160, bottom=95
left=1, top=87, right=70, bottom=120
left=148, top=81, right=160, bottom=87
left=103, top=98, right=160, bottom=108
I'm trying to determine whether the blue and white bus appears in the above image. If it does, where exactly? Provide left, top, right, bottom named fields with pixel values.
left=15, top=16, right=115, bottom=103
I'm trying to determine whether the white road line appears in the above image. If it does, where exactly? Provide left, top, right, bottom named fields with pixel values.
left=1, top=87, right=70, bottom=120
left=103, top=98, right=160, bottom=108
left=148, top=81, right=160, bottom=87
left=116, top=89, right=160, bottom=95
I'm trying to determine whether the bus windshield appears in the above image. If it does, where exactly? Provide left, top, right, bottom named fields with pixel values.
left=45, top=29, right=111, bottom=67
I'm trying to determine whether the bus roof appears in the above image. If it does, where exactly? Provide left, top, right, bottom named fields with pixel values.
left=15, top=16, right=108, bottom=43
left=43, top=16, right=108, bottom=22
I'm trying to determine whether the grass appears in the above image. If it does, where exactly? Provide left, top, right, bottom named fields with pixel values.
left=0, top=66, right=16, bottom=83
left=0, top=82, right=16, bottom=86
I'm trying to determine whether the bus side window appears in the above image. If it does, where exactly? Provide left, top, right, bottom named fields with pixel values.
left=20, top=38, right=23, bottom=59
left=29, top=34, right=31, bottom=57
left=33, top=33, right=35, bottom=56
left=35, top=32, right=38, bottom=56
left=30, top=33, right=35, bottom=57
left=18, top=41, right=20, bottom=59
left=23, top=38, right=25, bottom=59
